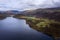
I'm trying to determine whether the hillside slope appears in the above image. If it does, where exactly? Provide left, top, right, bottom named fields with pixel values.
left=20, top=7, right=60, bottom=22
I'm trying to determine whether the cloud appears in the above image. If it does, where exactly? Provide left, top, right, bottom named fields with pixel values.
left=0, top=0, right=60, bottom=11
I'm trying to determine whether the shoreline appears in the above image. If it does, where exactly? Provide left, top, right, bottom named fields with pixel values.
left=13, top=16, right=60, bottom=40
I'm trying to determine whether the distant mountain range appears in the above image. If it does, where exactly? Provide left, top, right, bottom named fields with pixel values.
left=0, top=10, right=22, bottom=14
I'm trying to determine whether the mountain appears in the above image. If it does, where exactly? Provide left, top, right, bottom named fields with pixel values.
left=5, top=10, right=21, bottom=14
left=20, top=7, right=60, bottom=22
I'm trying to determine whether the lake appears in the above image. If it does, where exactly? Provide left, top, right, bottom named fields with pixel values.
left=0, top=17, right=53, bottom=40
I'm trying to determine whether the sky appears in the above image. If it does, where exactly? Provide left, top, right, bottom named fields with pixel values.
left=0, top=0, right=60, bottom=11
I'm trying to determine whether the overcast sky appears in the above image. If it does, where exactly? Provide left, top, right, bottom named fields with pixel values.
left=0, top=0, right=60, bottom=11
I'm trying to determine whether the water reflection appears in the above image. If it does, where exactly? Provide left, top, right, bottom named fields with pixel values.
left=0, top=17, right=53, bottom=40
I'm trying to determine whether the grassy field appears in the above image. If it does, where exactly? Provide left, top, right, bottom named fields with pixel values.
left=26, top=17, right=60, bottom=39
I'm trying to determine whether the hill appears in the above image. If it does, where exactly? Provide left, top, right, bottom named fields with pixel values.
left=20, top=7, right=60, bottom=22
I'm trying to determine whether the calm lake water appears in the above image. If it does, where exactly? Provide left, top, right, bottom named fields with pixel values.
left=0, top=17, right=53, bottom=40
